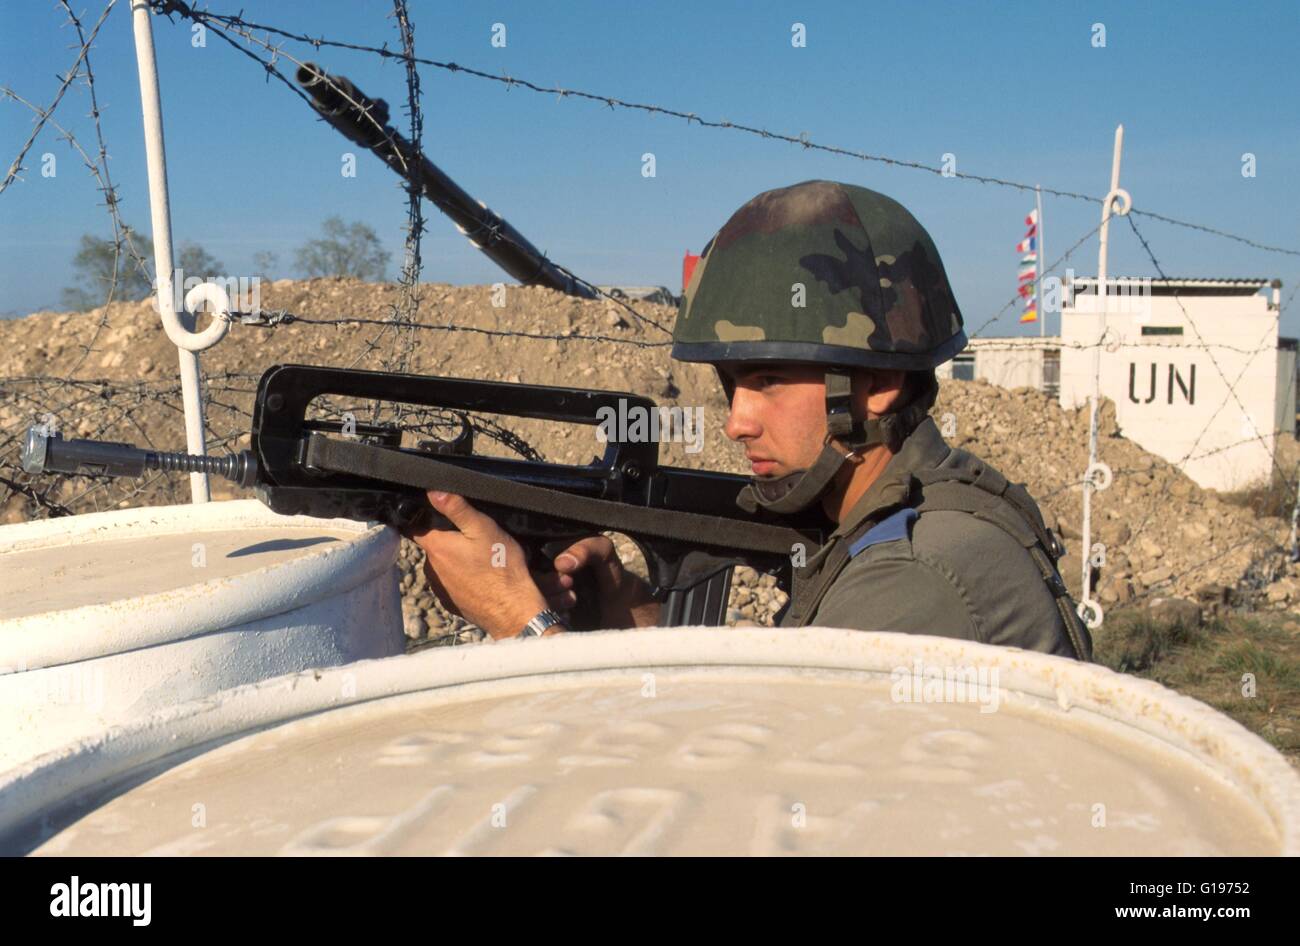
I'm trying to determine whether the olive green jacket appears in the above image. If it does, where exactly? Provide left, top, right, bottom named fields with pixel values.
left=778, top=417, right=1091, bottom=660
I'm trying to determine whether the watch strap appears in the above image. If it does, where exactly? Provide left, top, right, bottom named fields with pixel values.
left=520, top=607, right=565, bottom=638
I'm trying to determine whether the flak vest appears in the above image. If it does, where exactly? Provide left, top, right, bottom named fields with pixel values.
left=782, top=446, right=1094, bottom=662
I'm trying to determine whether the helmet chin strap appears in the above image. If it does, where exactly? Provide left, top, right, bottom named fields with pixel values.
left=735, top=369, right=935, bottom=516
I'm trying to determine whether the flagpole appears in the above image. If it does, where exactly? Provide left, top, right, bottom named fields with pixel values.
left=1035, top=184, right=1044, bottom=338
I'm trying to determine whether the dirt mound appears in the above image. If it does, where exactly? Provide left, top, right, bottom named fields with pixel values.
left=1, top=278, right=1295, bottom=644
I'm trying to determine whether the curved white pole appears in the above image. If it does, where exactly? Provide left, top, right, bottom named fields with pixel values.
left=1079, top=124, right=1132, bottom=629
left=130, top=0, right=228, bottom=501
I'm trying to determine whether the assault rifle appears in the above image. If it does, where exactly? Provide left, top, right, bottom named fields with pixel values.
left=20, top=365, right=827, bottom=629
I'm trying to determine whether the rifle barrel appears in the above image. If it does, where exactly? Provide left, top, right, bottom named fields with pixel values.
left=21, top=427, right=257, bottom=488
left=296, top=63, right=596, bottom=299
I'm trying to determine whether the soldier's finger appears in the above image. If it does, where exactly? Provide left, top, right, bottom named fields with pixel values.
left=554, top=535, right=615, bottom=573
left=426, top=491, right=490, bottom=538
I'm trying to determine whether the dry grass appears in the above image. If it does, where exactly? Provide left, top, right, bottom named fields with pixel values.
left=1094, top=609, right=1300, bottom=769
left=1219, top=452, right=1300, bottom=520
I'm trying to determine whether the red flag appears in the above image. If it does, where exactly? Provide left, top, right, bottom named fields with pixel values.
left=682, top=252, right=701, bottom=293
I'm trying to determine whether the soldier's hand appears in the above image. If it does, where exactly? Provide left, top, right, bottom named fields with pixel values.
left=405, top=491, right=552, bottom=640
left=539, top=536, right=662, bottom=629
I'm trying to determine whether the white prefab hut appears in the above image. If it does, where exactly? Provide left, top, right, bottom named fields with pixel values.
left=940, top=278, right=1296, bottom=492
left=1056, top=277, right=1293, bottom=492
left=937, top=337, right=1062, bottom=398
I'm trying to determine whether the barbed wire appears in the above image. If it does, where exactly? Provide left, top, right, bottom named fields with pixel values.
left=0, top=0, right=116, bottom=195
left=355, top=0, right=426, bottom=416
left=965, top=214, right=1298, bottom=597
left=1038, top=213, right=1299, bottom=606
left=371, top=0, right=424, bottom=403
left=1121, top=533, right=1289, bottom=613
left=231, top=307, right=674, bottom=349
left=967, top=219, right=1105, bottom=339
left=2, top=1, right=1296, bottom=625
left=1125, top=213, right=1296, bottom=500
left=1029, top=424, right=1297, bottom=505
left=56, top=0, right=157, bottom=377
left=142, top=0, right=672, bottom=339
left=146, top=0, right=1300, bottom=260
left=956, top=334, right=1285, bottom=358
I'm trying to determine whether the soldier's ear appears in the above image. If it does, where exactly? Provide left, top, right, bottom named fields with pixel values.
left=856, top=369, right=906, bottom=416
left=852, top=367, right=904, bottom=394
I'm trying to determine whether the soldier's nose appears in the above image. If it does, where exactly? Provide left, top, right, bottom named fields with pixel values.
left=723, top=392, right=762, bottom=442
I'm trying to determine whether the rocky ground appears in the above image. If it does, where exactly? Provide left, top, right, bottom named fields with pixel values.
left=2, top=278, right=1297, bottom=649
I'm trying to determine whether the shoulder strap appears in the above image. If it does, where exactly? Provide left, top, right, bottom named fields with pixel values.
left=785, top=511, right=889, bottom=627
left=913, top=460, right=1093, bottom=662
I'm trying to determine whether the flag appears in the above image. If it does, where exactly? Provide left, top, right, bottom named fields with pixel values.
left=1014, top=206, right=1041, bottom=326
left=682, top=251, right=701, bottom=292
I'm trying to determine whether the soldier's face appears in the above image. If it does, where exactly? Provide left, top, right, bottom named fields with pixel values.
left=717, top=362, right=828, bottom=477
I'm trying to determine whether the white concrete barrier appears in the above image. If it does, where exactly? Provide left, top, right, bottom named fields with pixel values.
left=2, top=627, right=1295, bottom=856
left=0, top=500, right=403, bottom=772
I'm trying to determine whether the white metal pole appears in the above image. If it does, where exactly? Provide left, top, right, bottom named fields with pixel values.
left=1079, top=124, right=1131, bottom=627
left=1035, top=184, right=1045, bottom=338
left=130, top=0, right=212, bottom=502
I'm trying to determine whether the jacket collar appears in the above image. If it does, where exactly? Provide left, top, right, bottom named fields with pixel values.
left=800, top=415, right=950, bottom=570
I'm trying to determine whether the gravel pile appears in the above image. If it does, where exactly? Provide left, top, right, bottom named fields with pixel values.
left=2, top=278, right=1295, bottom=646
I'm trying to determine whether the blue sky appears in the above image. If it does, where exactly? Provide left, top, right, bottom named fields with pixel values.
left=2, top=0, right=1297, bottom=337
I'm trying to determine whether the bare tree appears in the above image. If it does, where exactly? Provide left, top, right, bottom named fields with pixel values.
left=62, top=231, right=225, bottom=311
left=294, top=216, right=390, bottom=281
left=61, top=229, right=153, bottom=310
left=176, top=241, right=225, bottom=278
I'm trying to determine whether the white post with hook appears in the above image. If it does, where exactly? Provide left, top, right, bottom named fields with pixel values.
left=1078, top=124, right=1131, bottom=630
left=130, top=0, right=232, bottom=502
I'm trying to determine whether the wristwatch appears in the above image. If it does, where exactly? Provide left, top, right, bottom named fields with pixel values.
left=518, top=608, right=566, bottom=639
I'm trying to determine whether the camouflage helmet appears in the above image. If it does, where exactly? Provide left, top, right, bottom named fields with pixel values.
left=672, top=179, right=966, bottom=370
left=672, top=180, right=966, bottom=516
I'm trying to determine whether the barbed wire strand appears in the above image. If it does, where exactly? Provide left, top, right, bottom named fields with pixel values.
left=0, top=0, right=116, bottom=194
left=1, top=0, right=1295, bottom=621
left=145, top=0, right=1300, bottom=260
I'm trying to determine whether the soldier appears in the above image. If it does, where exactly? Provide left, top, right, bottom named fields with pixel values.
left=408, top=179, right=1092, bottom=660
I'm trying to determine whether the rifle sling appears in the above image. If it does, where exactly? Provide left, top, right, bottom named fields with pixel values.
left=305, top=436, right=809, bottom=558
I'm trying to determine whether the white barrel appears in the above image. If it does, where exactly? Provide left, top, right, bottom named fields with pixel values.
left=2, top=627, right=1296, bottom=856
left=0, top=500, right=404, bottom=772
